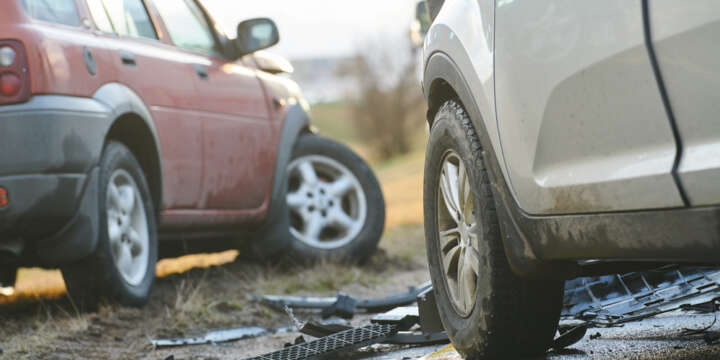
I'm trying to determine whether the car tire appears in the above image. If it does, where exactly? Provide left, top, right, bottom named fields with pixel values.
left=424, top=101, right=563, bottom=358
left=61, top=141, right=157, bottom=308
left=0, top=267, right=17, bottom=288
left=285, top=134, right=385, bottom=262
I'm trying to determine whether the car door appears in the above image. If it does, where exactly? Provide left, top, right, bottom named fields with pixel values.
left=84, top=0, right=205, bottom=210
left=494, top=0, right=684, bottom=215
left=649, top=1, right=720, bottom=206
left=152, top=0, right=274, bottom=211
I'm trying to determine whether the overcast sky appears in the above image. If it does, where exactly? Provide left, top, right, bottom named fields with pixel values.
left=201, top=0, right=420, bottom=60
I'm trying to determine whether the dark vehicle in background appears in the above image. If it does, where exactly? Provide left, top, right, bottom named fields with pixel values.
left=0, top=0, right=385, bottom=306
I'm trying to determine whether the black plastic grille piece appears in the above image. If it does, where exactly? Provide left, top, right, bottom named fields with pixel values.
left=563, top=267, right=720, bottom=323
left=244, top=324, right=398, bottom=360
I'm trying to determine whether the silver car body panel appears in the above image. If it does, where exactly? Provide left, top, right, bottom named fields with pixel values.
left=651, top=0, right=720, bottom=206
left=422, top=0, right=509, bottom=184
left=493, top=0, right=684, bottom=215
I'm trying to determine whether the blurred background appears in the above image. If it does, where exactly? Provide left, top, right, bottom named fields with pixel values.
left=4, top=0, right=431, bottom=313
left=2, top=3, right=438, bottom=357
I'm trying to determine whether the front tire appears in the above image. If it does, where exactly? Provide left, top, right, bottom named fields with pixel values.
left=61, top=141, right=157, bottom=308
left=424, top=101, right=563, bottom=358
left=285, top=134, right=385, bottom=262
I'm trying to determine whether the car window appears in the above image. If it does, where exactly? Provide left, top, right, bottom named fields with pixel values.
left=20, top=0, right=80, bottom=26
left=101, top=0, right=158, bottom=39
left=86, top=0, right=115, bottom=33
left=153, top=0, right=217, bottom=55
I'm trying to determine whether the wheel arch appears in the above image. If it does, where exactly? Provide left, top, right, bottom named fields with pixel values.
left=93, top=83, right=163, bottom=214
left=104, top=113, right=163, bottom=214
left=243, top=103, right=312, bottom=258
left=424, top=52, right=578, bottom=278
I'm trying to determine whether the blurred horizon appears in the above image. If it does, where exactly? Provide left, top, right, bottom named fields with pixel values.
left=201, top=0, right=420, bottom=61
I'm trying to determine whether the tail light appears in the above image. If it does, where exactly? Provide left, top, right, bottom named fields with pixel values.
left=0, top=40, right=30, bottom=105
left=0, top=187, right=8, bottom=208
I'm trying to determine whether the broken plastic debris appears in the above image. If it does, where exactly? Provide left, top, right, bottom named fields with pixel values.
left=151, top=326, right=269, bottom=347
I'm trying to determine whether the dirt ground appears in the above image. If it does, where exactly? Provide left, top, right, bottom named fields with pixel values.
left=0, top=224, right=430, bottom=359
left=0, top=129, right=430, bottom=360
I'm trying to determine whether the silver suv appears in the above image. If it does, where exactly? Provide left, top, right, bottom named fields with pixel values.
left=421, top=0, right=720, bottom=357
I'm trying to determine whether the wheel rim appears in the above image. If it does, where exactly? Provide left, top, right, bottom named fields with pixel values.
left=437, top=150, right=480, bottom=316
left=286, top=155, right=367, bottom=250
left=106, top=169, right=149, bottom=286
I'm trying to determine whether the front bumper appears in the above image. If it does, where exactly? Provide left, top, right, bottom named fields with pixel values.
left=0, top=95, right=112, bottom=266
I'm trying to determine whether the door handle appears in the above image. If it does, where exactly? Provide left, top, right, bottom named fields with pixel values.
left=119, top=51, right=136, bottom=67
left=194, top=64, right=209, bottom=80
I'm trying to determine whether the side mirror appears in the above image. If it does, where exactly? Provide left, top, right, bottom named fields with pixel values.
left=235, top=18, right=279, bottom=58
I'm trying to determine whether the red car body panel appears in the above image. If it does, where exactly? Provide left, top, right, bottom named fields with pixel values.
left=0, top=0, right=293, bottom=230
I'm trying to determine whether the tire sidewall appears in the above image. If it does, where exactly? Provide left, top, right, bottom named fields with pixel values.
left=424, top=108, right=493, bottom=354
left=97, top=142, right=157, bottom=305
left=287, top=135, right=385, bottom=262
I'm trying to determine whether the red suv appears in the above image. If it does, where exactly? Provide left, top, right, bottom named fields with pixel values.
left=0, top=0, right=385, bottom=306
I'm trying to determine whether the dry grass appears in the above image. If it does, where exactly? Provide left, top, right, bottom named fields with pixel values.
left=0, top=101, right=430, bottom=359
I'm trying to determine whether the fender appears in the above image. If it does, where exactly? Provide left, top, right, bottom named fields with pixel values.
left=426, top=52, right=720, bottom=278
left=247, top=103, right=311, bottom=257
left=93, top=83, right=163, bottom=210
left=424, top=52, right=578, bottom=279
left=37, top=84, right=164, bottom=266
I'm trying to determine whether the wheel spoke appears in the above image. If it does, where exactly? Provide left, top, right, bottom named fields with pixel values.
left=108, top=220, right=122, bottom=246
left=459, top=250, right=476, bottom=312
left=458, top=161, right=471, bottom=218
left=440, top=171, right=460, bottom=223
left=443, top=244, right=461, bottom=277
left=128, top=229, right=143, bottom=257
left=304, top=215, right=325, bottom=239
left=286, top=190, right=307, bottom=210
left=457, top=248, right=468, bottom=310
left=108, top=182, right=122, bottom=209
left=118, top=185, right=135, bottom=214
left=466, top=247, right=481, bottom=276
left=117, top=244, right=134, bottom=276
left=444, top=161, right=461, bottom=209
left=329, top=208, right=355, bottom=231
left=298, top=161, right=318, bottom=185
left=328, top=175, right=354, bottom=197
left=439, top=228, right=460, bottom=252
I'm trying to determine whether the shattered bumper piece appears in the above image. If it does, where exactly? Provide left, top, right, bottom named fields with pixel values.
left=254, top=282, right=433, bottom=315
left=151, top=326, right=270, bottom=347
left=563, top=267, right=720, bottom=325
left=243, top=324, right=398, bottom=360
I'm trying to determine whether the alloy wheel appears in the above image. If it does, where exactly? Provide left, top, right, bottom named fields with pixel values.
left=437, top=150, right=481, bottom=316
left=286, top=155, right=367, bottom=250
left=106, top=169, right=150, bottom=286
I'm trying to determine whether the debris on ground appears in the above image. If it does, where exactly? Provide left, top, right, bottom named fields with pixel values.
left=253, top=282, right=432, bottom=317
left=151, top=319, right=348, bottom=348
left=243, top=324, right=399, bottom=360
left=151, top=327, right=269, bottom=347
left=550, top=266, right=720, bottom=350
left=153, top=283, right=446, bottom=359
left=552, top=324, right=588, bottom=350
left=563, top=266, right=720, bottom=326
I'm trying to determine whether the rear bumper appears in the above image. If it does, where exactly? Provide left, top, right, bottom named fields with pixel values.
left=0, top=95, right=112, bottom=267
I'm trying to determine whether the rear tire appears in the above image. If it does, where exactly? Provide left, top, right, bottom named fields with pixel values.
left=0, top=267, right=17, bottom=289
left=424, top=101, right=563, bottom=358
left=61, top=141, right=157, bottom=308
left=285, top=134, right=385, bottom=262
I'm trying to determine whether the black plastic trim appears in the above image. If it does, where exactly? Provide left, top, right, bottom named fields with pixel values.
left=245, top=104, right=311, bottom=257
left=642, top=0, right=690, bottom=206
